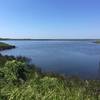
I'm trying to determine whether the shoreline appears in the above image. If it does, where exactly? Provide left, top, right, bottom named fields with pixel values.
left=94, top=41, right=100, bottom=44
left=0, top=38, right=100, bottom=41
left=0, top=42, right=15, bottom=51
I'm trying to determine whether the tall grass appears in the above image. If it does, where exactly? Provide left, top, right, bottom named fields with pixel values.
left=0, top=55, right=100, bottom=100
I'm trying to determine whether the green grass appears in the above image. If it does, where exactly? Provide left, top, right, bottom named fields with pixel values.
left=0, top=42, right=10, bottom=46
left=94, top=39, right=100, bottom=44
left=0, top=42, right=15, bottom=50
left=0, top=55, right=100, bottom=100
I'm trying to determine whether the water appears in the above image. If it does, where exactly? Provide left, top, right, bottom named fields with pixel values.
left=1, top=40, right=100, bottom=79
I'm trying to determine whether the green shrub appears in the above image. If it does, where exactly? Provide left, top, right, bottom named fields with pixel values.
left=0, top=59, right=100, bottom=100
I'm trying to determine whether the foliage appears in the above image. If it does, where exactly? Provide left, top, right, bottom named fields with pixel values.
left=0, top=55, right=100, bottom=100
left=0, top=42, right=15, bottom=51
left=1, top=60, right=27, bottom=82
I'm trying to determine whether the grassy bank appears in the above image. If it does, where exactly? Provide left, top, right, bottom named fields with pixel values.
left=93, top=39, right=100, bottom=44
left=0, top=42, right=15, bottom=51
left=94, top=40, right=100, bottom=44
left=0, top=54, right=100, bottom=100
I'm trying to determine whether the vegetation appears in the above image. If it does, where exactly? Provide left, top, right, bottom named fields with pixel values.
left=0, top=37, right=100, bottom=41
left=0, top=54, right=100, bottom=100
left=94, top=40, right=100, bottom=44
left=0, top=42, right=15, bottom=51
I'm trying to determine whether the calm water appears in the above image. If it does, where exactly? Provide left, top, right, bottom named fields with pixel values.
left=1, top=40, right=100, bottom=79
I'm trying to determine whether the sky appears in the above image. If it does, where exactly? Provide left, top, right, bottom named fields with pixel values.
left=0, top=0, right=100, bottom=39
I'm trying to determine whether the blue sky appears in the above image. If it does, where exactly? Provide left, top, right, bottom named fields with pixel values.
left=0, top=0, right=100, bottom=39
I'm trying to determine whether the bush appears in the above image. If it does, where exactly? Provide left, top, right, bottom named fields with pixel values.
left=0, top=59, right=100, bottom=100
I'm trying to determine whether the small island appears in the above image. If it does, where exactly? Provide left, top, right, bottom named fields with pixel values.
left=0, top=42, right=15, bottom=51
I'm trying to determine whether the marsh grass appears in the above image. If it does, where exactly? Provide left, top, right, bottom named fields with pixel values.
left=0, top=54, right=100, bottom=100
left=0, top=42, right=15, bottom=50
left=94, top=40, right=100, bottom=44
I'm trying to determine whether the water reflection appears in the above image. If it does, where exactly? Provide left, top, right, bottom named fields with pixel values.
left=97, top=61, right=100, bottom=79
